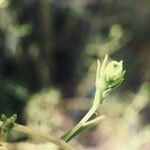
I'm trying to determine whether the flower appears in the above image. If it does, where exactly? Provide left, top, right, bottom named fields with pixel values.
left=95, top=55, right=125, bottom=102
left=104, top=60, right=125, bottom=88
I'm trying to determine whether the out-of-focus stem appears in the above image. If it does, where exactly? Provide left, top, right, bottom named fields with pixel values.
left=0, top=121, right=73, bottom=150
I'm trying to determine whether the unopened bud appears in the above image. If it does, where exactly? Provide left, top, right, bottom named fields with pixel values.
left=105, top=60, right=124, bottom=87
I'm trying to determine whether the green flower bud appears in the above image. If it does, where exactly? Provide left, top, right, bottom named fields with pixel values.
left=105, top=60, right=124, bottom=87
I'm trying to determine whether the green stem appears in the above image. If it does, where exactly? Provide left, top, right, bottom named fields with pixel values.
left=61, top=89, right=102, bottom=142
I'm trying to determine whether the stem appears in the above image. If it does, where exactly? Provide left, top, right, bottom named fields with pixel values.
left=62, top=89, right=102, bottom=142
left=0, top=121, right=73, bottom=150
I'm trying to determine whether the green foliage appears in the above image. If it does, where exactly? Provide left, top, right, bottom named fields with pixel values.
left=0, top=114, right=17, bottom=140
left=0, top=0, right=149, bottom=149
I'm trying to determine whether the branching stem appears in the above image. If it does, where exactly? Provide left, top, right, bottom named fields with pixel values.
left=61, top=89, right=104, bottom=142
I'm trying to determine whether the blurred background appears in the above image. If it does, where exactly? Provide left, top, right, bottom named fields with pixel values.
left=0, top=0, right=150, bottom=149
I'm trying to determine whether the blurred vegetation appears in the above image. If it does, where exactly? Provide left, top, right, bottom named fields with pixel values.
left=0, top=0, right=150, bottom=149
